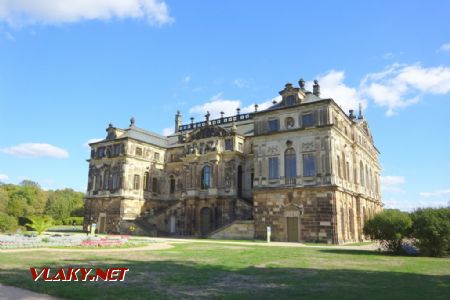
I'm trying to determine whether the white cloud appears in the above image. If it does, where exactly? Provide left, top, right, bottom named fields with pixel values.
left=437, top=43, right=450, bottom=53
left=383, top=52, right=394, bottom=60
left=383, top=197, right=448, bottom=212
left=0, top=0, right=174, bottom=27
left=360, top=63, right=450, bottom=116
left=233, top=79, right=248, bottom=88
left=0, top=174, right=9, bottom=182
left=4, top=31, right=14, bottom=41
left=314, top=70, right=366, bottom=114
left=189, top=93, right=280, bottom=120
left=162, top=127, right=174, bottom=136
left=189, top=93, right=241, bottom=119
left=419, top=188, right=450, bottom=198
left=181, top=75, right=191, bottom=86
left=83, top=138, right=103, bottom=148
left=1, top=143, right=69, bottom=159
left=380, top=175, right=405, bottom=193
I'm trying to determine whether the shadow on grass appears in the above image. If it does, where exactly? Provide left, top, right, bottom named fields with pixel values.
left=318, top=249, right=385, bottom=256
left=0, top=259, right=449, bottom=300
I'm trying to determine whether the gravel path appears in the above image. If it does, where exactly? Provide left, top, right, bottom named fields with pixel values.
left=0, top=242, right=173, bottom=253
left=0, top=284, right=61, bottom=300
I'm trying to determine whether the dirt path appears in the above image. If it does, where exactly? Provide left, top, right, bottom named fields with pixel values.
left=0, top=242, right=173, bottom=253
left=0, top=283, right=61, bottom=300
left=134, top=237, right=381, bottom=251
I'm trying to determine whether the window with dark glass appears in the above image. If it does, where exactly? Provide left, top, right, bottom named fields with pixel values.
left=302, top=113, right=315, bottom=128
left=268, top=157, right=279, bottom=179
left=225, top=139, right=233, bottom=151
left=97, top=147, right=105, bottom=158
left=143, top=172, right=149, bottom=191
left=286, top=95, right=296, bottom=106
left=103, top=171, right=110, bottom=190
left=135, top=147, right=143, bottom=156
left=268, top=119, right=280, bottom=132
left=152, top=177, right=158, bottom=193
left=201, top=165, right=211, bottom=189
left=285, top=148, right=296, bottom=178
left=112, top=173, right=119, bottom=189
left=133, top=175, right=140, bottom=190
left=303, top=153, right=316, bottom=177
left=113, top=144, right=122, bottom=156
left=170, top=176, right=176, bottom=194
left=154, top=152, right=160, bottom=161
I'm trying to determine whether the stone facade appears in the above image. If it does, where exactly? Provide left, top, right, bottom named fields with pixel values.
left=84, top=78, right=383, bottom=243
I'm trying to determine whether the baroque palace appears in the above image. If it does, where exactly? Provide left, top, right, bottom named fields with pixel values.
left=84, top=78, right=383, bottom=244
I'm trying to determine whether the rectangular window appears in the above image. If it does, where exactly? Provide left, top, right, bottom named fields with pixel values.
left=268, top=119, right=280, bottom=132
left=238, top=142, right=243, bottom=152
left=268, top=157, right=279, bottom=179
left=303, top=154, right=316, bottom=177
left=225, top=139, right=233, bottom=151
left=302, top=113, right=315, bottom=128
left=97, top=147, right=105, bottom=158
left=135, top=147, right=143, bottom=156
left=154, top=152, right=160, bottom=161
left=133, top=174, right=140, bottom=190
left=113, top=144, right=122, bottom=156
left=286, top=95, right=296, bottom=106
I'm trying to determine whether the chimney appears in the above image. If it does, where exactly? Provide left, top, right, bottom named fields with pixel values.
left=313, top=80, right=320, bottom=97
left=358, top=103, right=364, bottom=119
left=174, top=110, right=182, bottom=133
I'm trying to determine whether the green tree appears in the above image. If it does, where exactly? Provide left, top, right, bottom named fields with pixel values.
left=363, top=209, right=412, bottom=254
left=26, top=215, right=53, bottom=235
left=0, top=187, right=9, bottom=213
left=411, top=208, right=450, bottom=257
left=0, top=212, right=17, bottom=232
left=45, top=189, right=84, bottom=223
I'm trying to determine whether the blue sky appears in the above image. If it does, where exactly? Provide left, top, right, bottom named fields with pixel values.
left=0, top=0, right=449, bottom=211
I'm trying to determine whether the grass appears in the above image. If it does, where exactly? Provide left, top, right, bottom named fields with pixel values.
left=0, top=242, right=449, bottom=299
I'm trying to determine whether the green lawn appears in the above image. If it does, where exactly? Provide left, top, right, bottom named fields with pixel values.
left=0, top=242, right=449, bottom=299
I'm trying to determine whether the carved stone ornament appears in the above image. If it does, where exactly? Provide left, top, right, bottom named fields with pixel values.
left=302, top=142, right=315, bottom=152
left=186, top=125, right=230, bottom=142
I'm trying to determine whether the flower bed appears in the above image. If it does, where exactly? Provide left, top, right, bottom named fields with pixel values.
left=0, top=234, right=130, bottom=249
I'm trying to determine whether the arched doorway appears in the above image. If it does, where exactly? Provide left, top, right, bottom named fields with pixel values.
left=237, top=165, right=243, bottom=198
left=200, top=207, right=211, bottom=236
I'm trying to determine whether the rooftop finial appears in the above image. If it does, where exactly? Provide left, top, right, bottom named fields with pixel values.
left=358, top=103, right=364, bottom=119
left=236, top=107, right=240, bottom=115
left=130, top=117, right=135, bottom=128
left=313, top=79, right=320, bottom=97
left=299, top=78, right=306, bottom=90
left=254, top=104, right=258, bottom=112
left=220, top=111, right=224, bottom=118
left=205, top=111, right=210, bottom=123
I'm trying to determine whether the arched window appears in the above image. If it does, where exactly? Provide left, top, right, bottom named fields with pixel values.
left=201, top=165, right=211, bottom=189
left=285, top=148, right=296, bottom=179
left=170, top=175, right=176, bottom=194
left=143, top=172, right=149, bottom=191
left=360, top=161, right=365, bottom=187
left=133, top=175, right=140, bottom=190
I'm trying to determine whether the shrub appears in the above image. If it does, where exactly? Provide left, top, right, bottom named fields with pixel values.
left=411, top=208, right=450, bottom=257
left=0, top=212, right=18, bottom=232
left=26, top=215, right=53, bottom=235
left=62, top=217, right=84, bottom=226
left=363, top=209, right=412, bottom=254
